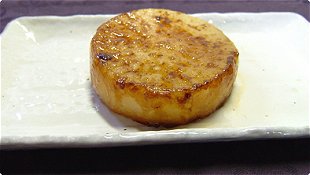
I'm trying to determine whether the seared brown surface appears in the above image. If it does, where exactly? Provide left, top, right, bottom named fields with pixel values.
left=90, top=8, right=239, bottom=126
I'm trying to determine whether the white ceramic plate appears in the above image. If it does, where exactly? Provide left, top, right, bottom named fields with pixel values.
left=1, top=13, right=309, bottom=149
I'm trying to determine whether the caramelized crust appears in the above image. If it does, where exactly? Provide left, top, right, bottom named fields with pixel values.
left=90, top=9, right=239, bottom=127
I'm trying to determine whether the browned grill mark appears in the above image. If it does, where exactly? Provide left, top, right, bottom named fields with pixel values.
left=188, top=24, right=201, bottom=31
left=155, top=16, right=161, bottom=21
left=155, top=15, right=172, bottom=27
left=192, top=83, right=202, bottom=89
left=177, top=92, right=191, bottom=104
left=97, top=53, right=113, bottom=61
left=168, top=71, right=178, bottom=78
left=206, top=63, right=217, bottom=68
left=227, top=56, right=234, bottom=65
left=117, top=77, right=126, bottom=89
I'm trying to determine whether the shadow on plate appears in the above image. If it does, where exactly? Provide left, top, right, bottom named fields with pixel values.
left=88, top=82, right=164, bottom=131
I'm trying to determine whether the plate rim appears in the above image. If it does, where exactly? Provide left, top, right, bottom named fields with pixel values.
left=1, top=11, right=309, bottom=35
left=1, top=12, right=309, bottom=149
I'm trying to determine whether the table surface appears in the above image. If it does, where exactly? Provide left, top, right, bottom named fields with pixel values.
left=1, top=0, right=310, bottom=174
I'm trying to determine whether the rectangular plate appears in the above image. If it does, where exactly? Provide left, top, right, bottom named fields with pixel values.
left=1, top=13, right=309, bottom=149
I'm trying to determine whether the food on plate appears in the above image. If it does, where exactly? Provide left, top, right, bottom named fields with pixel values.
left=90, top=8, right=239, bottom=127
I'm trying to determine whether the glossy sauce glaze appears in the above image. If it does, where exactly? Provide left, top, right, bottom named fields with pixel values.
left=91, top=9, right=238, bottom=93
